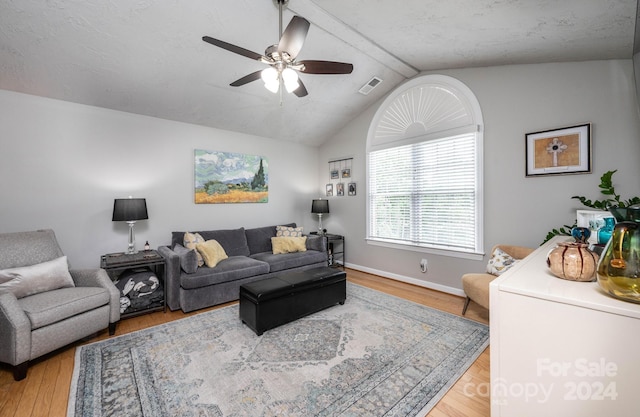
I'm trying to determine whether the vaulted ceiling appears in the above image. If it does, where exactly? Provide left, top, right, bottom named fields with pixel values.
left=0, top=0, right=636, bottom=146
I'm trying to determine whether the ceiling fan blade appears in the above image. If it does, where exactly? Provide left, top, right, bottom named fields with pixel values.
left=202, top=36, right=265, bottom=61
left=230, top=71, right=263, bottom=87
left=278, top=16, right=310, bottom=60
left=298, top=60, right=354, bottom=74
left=293, top=78, right=308, bottom=97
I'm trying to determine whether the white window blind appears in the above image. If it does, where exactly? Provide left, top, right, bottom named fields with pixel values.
left=368, top=133, right=478, bottom=252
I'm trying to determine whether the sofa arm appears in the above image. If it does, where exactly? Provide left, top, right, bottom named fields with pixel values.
left=157, top=246, right=181, bottom=311
left=70, top=269, right=121, bottom=324
left=0, top=291, right=32, bottom=366
left=306, top=234, right=326, bottom=252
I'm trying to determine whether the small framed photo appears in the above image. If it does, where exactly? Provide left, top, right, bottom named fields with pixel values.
left=342, top=168, right=351, bottom=178
left=330, top=170, right=339, bottom=179
left=348, top=182, right=356, bottom=196
left=326, top=183, right=333, bottom=196
left=336, top=182, right=345, bottom=196
left=525, top=123, right=591, bottom=177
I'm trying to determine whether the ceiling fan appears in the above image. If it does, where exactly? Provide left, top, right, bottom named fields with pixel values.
left=202, top=0, right=353, bottom=97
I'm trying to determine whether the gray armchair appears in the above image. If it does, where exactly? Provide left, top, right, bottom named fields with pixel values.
left=0, top=229, right=120, bottom=380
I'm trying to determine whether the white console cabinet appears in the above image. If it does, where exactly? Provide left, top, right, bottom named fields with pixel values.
left=489, top=236, right=640, bottom=416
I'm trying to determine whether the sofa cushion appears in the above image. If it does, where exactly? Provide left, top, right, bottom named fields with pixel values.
left=198, top=228, right=250, bottom=257
left=271, top=236, right=307, bottom=254
left=196, top=240, right=229, bottom=268
left=173, top=228, right=250, bottom=257
left=276, top=225, right=303, bottom=237
left=173, top=244, right=198, bottom=274
left=179, top=256, right=270, bottom=290
left=18, top=287, right=110, bottom=330
left=251, top=250, right=328, bottom=273
left=245, top=223, right=296, bottom=255
left=0, top=256, right=75, bottom=299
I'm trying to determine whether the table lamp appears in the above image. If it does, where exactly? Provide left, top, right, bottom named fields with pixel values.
left=112, top=197, right=148, bottom=254
left=311, top=199, right=329, bottom=235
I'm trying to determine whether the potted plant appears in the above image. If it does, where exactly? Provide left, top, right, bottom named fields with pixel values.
left=542, top=170, right=640, bottom=244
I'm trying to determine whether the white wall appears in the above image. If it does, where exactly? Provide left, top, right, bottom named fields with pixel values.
left=3, top=59, right=639, bottom=292
left=319, top=59, right=640, bottom=294
left=0, top=90, right=321, bottom=268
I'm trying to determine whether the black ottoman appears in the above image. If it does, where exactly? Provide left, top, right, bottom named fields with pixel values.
left=239, top=266, right=346, bottom=336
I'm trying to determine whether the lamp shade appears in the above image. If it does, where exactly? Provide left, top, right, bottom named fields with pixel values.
left=311, top=199, right=329, bottom=214
left=112, top=198, right=148, bottom=221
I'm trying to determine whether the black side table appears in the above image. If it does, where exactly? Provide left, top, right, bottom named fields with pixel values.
left=325, top=234, right=345, bottom=270
left=100, top=250, right=166, bottom=318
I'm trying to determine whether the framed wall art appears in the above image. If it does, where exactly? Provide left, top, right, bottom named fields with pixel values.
left=326, top=183, right=334, bottom=197
left=525, top=123, right=591, bottom=177
left=194, top=149, right=268, bottom=204
left=327, top=157, right=353, bottom=197
left=348, top=182, right=356, bottom=196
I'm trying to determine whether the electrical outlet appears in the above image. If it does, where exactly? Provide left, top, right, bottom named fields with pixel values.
left=420, top=258, right=428, bottom=273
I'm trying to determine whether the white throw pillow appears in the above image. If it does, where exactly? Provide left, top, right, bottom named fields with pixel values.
left=0, top=256, right=75, bottom=298
left=486, top=247, right=518, bottom=276
left=184, top=232, right=205, bottom=267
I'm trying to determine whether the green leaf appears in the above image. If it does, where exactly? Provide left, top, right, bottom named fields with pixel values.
left=571, top=196, right=598, bottom=208
left=547, top=170, right=637, bottom=244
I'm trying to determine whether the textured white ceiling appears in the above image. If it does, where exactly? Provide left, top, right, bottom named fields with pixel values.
left=0, top=0, right=636, bottom=146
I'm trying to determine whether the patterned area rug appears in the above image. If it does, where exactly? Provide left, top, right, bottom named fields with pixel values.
left=68, top=283, right=488, bottom=417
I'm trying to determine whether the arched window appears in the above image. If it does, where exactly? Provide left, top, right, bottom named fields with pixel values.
left=366, top=74, right=484, bottom=259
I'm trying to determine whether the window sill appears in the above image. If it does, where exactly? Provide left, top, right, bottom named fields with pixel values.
left=366, top=238, right=485, bottom=261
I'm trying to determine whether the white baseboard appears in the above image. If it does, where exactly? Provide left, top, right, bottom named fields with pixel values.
left=344, top=262, right=466, bottom=298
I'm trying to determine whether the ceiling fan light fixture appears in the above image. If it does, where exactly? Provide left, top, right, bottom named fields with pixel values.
left=261, top=67, right=280, bottom=93
left=202, top=1, right=352, bottom=99
left=282, top=68, right=300, bottom=93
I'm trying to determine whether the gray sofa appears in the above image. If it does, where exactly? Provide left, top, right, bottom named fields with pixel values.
left=158, top=223, right=328, bottom=312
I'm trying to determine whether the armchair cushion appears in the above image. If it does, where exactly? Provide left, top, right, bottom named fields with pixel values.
left=461, top=273, right=497, bottom=310
left=462, top=244, right=535, bottom=314
left=0, top=256, right=75, bottom=299
left=0, top=229, right=64, bottom=270
left=18, top=287, right=110, bottom=329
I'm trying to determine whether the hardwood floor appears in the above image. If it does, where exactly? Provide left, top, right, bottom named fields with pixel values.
left=0, top=268, right=490, bottom=417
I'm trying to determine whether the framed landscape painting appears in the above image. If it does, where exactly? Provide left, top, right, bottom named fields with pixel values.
left=525, top=123, right=591, bottom=177
left=194, top=149, right=268, bottom=204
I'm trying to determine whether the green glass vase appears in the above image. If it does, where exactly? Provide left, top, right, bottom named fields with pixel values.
left=596, top=205, right=640, bottom=303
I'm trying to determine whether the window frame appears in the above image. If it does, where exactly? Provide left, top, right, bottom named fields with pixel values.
left=366, top=75, right=484, bottom=260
